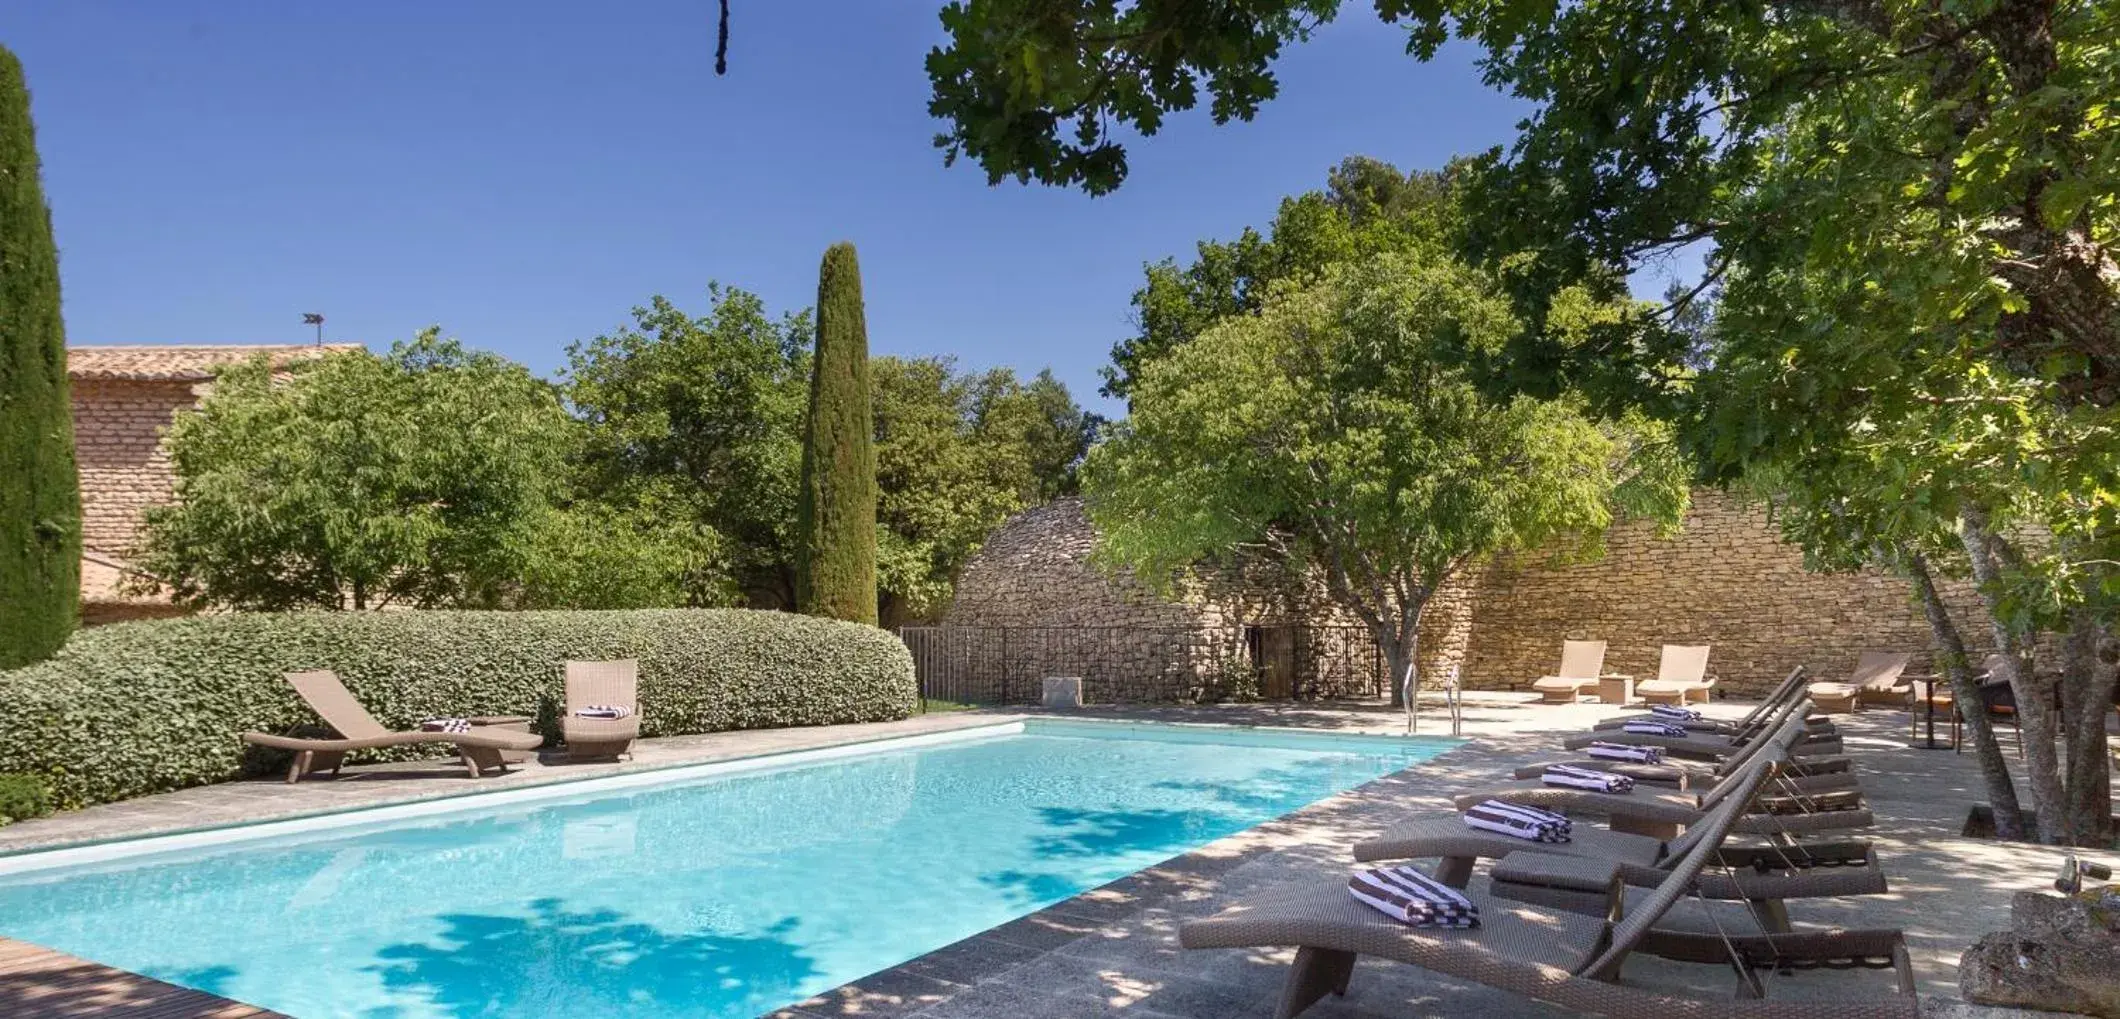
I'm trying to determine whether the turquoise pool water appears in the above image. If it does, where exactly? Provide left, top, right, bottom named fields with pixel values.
left=0, top=720, right=1450, bottom=1018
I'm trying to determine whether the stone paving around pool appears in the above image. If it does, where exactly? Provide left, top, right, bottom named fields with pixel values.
left=0, top=693, right=2093, bottom=1018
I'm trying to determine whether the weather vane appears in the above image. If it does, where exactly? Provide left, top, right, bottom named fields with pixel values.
left=302, top=313, right=324, bottom=346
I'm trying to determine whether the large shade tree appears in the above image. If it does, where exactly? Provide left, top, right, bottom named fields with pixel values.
left=134, top=333, right=578, bottom=611
left=1085, top=250, right=1687, bottom=710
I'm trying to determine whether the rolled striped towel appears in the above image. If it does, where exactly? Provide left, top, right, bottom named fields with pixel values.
left=1542, top=763, right=1636, bottom=793
left=574, top=705, right=634, bottom=720
left=1348, top=865, right=1480, bottom=928
left=1651, top=704, right=1703, bottom=721
left=1585, top=741, right=1664, bottom=764
left=1463, top=799, right=1571, bottom=842
left=1622, top=720, right=1689, bottom=737
left=419, top=718, right=471, bottom=734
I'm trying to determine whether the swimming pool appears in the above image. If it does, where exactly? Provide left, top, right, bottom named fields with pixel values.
left=0, top=719, right=1452, bottom=1018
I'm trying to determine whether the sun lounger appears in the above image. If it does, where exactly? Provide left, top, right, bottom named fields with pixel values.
left=1360, top=747, right=1888, bottom=934
left=1807, top=651, right=1913, bottom=714
left=1468, top=709, right=1874, bottom=837
left=1529, top=639, right=1607, bottom=704
left=242, top=670, right=544, bottom=783
left=1636, top=644, right=1717, bottom=705
left=1182, top=757, right=1917, bottom=1018
left=562, top=659, right=640, bottom=761
left=1597, top=666, right=1817, bottom=734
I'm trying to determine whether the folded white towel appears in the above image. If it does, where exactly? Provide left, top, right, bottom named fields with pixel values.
left=1463, top=799, right=1571, bottom=843
left=1622, top=720, right=1690, bottom=737
left=1542, top=763, right=1636, bottom=793
left=1586, top=741, right=1664, bottom=764
left=573, top=705, right=634, bottom=720
left=1651, top=704, right=1703, bottom=721
left=419, top=718, right=470, bottom=734
left=1349, top=866, right=1480, bottom=928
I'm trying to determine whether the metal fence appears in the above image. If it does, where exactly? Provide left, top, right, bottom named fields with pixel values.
left=898, top=624, right=1390, bottom=706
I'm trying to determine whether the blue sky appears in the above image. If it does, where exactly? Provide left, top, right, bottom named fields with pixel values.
left=11, top=1, right=1539, bottom=417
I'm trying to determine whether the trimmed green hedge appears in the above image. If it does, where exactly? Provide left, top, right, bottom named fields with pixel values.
left=0, top=609, right=916, bottom=809
left=0, top=773, right=51, bottom=825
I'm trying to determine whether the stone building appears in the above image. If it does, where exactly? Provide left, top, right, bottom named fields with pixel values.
left=937, top=493, right=1986, bottom=703
left=68, top=344, right=356, bottom=624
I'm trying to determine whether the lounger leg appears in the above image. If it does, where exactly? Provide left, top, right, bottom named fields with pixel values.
left=286, top=750, right=313, bottom=784
left=1433, top=855, right=1476, bottom=889
left=1276, top=946, right=1357, bottom=1019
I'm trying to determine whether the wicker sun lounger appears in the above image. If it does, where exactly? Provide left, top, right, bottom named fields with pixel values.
left=1464, top=710, right=1875, bottom=837
left=1182, top=758, right=1918, bottom=1018
left=1530, top=640, right=1608, bottom=704
left=1635, top=644, right=1718, bottom=705
left=1596, top=666, right=1818, bottom=734
left=1364, top=737, right=1885, bottom=931
left=562, top=658, right=640, bottom=761
left=242, top=670, right=544, bottom=783
left=1564, top=694, right=1844, bottom=760
left=1807, top=652, right=1914, bottom=715
left=1556, top=689, right=1854, bottom=789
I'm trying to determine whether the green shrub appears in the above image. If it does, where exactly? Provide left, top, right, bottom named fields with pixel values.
left=0, top=773, right=51, bottom=825
left=0, top=608, right=916, bottom=809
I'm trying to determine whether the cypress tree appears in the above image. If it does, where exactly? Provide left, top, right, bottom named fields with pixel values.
left=795, top=242, right=878, bottom=624
left=0, top=47, right=79, bottom=667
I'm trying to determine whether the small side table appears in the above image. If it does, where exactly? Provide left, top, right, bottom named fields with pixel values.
left=466, top=715, right=535, bottom=764
left=1907, top=681, right=1954, bottom=751
left=1597, top=674, right=1635, bottom=705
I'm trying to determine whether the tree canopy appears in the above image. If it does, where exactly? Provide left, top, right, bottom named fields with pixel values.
left=1086, top=249, right=1686, bottom=705
left=136, top=333, right=577, bottom=611
left=1110, top=156, right=1460, bottom=398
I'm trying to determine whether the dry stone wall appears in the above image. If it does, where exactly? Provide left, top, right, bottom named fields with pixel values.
left=941, top=499, right=1477, bottom=703
left=942, top=492, right=1987, bottom=703
left=1463, top=490, right=1987, bottom=697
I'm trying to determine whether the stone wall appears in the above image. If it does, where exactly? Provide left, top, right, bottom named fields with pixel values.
left=940, top=492, right=1986, bottom=703
left=939, top=499, right=1476, bottom=703
left=1462, top=490, right=1987, bottom=697
left=69, top=377, right=203, bottom=608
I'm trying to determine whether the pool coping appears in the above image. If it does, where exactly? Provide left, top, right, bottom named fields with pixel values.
left=0, top=716, right=1029, bottom=871
left=769, top=732, right=1483, bottom=1019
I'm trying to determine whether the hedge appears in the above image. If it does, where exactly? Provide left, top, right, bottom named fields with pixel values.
left=0, top=608, right=917, bottom=809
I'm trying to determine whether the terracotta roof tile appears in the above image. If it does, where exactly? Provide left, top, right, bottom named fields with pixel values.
left=67, top=344, right=362, bottom=381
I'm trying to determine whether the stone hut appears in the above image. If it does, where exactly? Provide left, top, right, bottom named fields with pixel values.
left=938, top=492, right=1986, bottom=704
left=935, top=498, right=1476, bottom=704
left=68, top=344, right=356, bottom=624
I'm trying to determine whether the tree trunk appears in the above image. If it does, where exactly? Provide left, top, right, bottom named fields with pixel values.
left=1907, top=550, right=2025, bottom=838
left=1960, top=507, right=2066, bottom=843
left=2058, top=611, right=2117, bottom=845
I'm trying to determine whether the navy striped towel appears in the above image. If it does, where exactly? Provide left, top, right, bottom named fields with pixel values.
left=1349, top=865, right=1480, bottom=928
left=1463, top=799, right=1571, bottom=843
left=419, top=718, right=471, bottom=734
left=1542, top=763, right=1635, bottom=793
left=1622, top=720, right=1690, bottom=737
left=1651, top=704, right=1703, bottom=721
left=574, top=705, right=634, bottom=720
left=1586, top=741, right=1664, bottom=764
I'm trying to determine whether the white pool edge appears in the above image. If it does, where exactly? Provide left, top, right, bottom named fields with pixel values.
left=0, top=720, right=1027, bottom=878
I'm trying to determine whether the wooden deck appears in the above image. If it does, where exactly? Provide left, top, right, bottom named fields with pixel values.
left=0, top=938, right=287, bottom=1018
